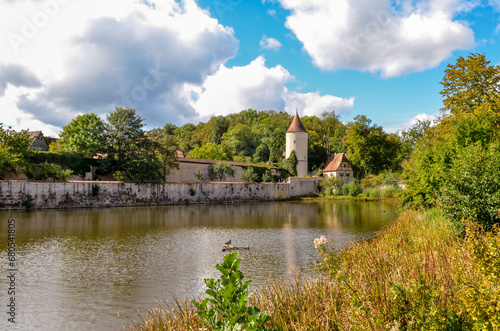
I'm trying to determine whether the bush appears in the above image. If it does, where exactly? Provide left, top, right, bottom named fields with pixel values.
left=24, top=162, right=73, bottom=180
left=192, top=252, right=272, bottom=330
left=440, top=143, right=500, bottom=232
left=363, top=187, right=380, bottom=198
left=342, top=179, right=362, bottom=197
left=261, top=170, right=274, bottom=183
left=242, top=166, right=260, bottom=182
left=320, top=176, right=343, bottom=196
left=380, top=185, right=402, bottom=198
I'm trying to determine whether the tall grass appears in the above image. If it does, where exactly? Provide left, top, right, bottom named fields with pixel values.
left=130, top=209, right=500, bottom=330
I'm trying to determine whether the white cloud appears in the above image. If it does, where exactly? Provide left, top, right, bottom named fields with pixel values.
left=278, top=0, right=476, bottom=77
left=0, top=0, right=238, bottom=130
left=260, top=35, right=282, bottom=50
left=187, top=56, right=354, bottom=121
left=283, top=90, right=354, bottom=117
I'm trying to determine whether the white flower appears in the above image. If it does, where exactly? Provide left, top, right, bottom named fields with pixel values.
left=314, top=235, right=328, bottom=249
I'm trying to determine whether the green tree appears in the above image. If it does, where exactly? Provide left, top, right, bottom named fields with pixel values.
left=210, top=161, right=235, bottom=182
left=208, top=116, right=229, bottom=145
left=148, top=125, right=179, bottom=181
left=440, top=53, right=500, bottom=116
left=283, top=149, right=298, bottom=176
left=343, top=115, right=398, bottom=177
left=440, top=143, right=500, bottom=232
left=57, top=113, right=106, bottom=156
left=106, top=107, right=146, bottom=168
left=222, top=123, right=259, bottom=159
left=0, top=124, right=31, bottom=178
left=187, top=142, right=231, bottom=161
left=253, top=143, right=270, bottom=163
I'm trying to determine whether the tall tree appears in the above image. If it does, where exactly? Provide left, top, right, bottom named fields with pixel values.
left=57, top=113, right=106, bottom=157
left=148, top=125, right=179, bottom=181
left=440, top=53, right=500, bottom=116
left=106, top=107, right=146, bottom=168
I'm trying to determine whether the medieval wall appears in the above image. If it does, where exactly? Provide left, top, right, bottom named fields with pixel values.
left=0, top=178, right=320, bottom=211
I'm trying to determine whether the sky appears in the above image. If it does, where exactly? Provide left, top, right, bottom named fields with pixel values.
left=1, top=0, right=500, bottom=137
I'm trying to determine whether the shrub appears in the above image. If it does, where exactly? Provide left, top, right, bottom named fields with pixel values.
left=342, top=179, right=362, bottom=197
left=320, top=176, right=343, bottom=196
left=363, top=187, right=380, bottom=198
left=242, top=166, right=260, bottom=182
left=24, top=162, right=73, bottom=180
left=261, top=170, right=274, bottom=183
left=380, top=185, right=402, bottom=198
left=440, top=143, right=500, bottom=232
left=192, top=252, right=272, bottom=330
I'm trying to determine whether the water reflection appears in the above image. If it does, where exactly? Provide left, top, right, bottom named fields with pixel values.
left=0, top=200, right=398, bottom=330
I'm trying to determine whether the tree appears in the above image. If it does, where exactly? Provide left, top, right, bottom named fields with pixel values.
left=105, top=107, right=163, bottom=183
left=106, top=107, right=146, bottom=169
left=440, top=143, right=500, bottom=232
left=253, top=143, right=270, bottom=163
left=283, top=149, right=298, bottom=176
left=210, top=161, right=235, bottom=181
left=440, top=53, right=500, bottom=116
left=0, top=124, right=31, bottom=178
left=148, top=125, right=179, bottom=181
left=222, top=123, right=259, bottom=159
left=187, top=142, right=231, bottom=161
left=343, top=115, right=399, bottom=177
left=208, top=116, right=229, bottom=145
left=57, top=113, right=106, bottom=157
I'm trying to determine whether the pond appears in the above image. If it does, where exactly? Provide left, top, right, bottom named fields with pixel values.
left=0, top=200, right=399, bottom=330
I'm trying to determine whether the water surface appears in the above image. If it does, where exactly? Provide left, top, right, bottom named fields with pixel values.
left=0, top=200, right=399, bottom=330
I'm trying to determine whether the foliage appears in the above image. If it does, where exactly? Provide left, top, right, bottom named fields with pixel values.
left=343, top=115, right=401, bottom=177
left=147, top=125, right=179, bottom=181
left=113, top=171, right=127, bottom=182
left=458, top=221, right=500, bottom=329
left=362, top=187, right=380, bottom=198
left=342, top=179, right=361, bottom=197
left=210, top=161, right=235, bottom=182
left=440, top=143, right=500, bottom=232
left=402, top=53, right=500, bottom=210
left=208, top=116, right=229, bottom=145
left=57, top=113, right=106, bottom=156
left=283, top=149, right=298, bottom=176
left=187, top=142, right=231, bottom=161
left=261, top=170, right=274, bottom=183
left=0, top=124, right=31, bottom=178
left=25, top=151, right=98, bottom=176
left=440, top=53, right=500, bottom=116
left=24, top=162, right=72, bottom=180
left=125, top=150, right=163, bottom=184
left=194, top=170, right=205, bottom=181
left=320, top=176, right=343, bottom=196
left=241, top=166, right=260, bottom=183
left=192, top=252, right=272, bottom=330
left=106, top=107, right=147, bottom=168
left=253, top=143, right=270, bottom=163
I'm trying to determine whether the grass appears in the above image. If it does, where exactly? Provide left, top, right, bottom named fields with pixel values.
left=130, top=209, right=500, bottom=330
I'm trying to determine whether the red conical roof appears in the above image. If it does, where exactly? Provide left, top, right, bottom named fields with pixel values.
left=286, top=113, right=307, bottom=133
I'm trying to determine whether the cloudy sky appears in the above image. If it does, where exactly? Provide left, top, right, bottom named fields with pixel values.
left=1, top=0, right=499, bottom=136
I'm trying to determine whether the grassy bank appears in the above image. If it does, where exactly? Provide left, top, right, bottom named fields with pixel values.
left=130, top=209, right=499, bottom=330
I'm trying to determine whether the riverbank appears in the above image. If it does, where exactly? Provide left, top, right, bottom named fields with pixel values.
left=0, top=178, right=320, bottom=210
left=130, top=209, right=500, bottom=330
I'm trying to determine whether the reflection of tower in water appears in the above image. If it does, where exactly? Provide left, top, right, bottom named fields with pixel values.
left=283, top=211, right=296, bottom=274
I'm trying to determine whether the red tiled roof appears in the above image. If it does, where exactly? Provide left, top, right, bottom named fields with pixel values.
left=286, top=113, right=307, bottom=133
left=323, top=153, right=351, bottom=172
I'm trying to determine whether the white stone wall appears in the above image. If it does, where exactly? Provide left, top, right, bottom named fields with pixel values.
left=0, top=178, right=320, bottom=210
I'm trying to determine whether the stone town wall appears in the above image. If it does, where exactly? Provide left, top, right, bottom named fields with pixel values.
left=0, top=178, right=320, bottom=210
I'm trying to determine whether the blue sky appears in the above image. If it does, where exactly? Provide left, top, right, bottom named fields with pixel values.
left=1, top=0, right=499, bottom=136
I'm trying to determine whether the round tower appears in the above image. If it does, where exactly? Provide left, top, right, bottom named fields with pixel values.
left=286, top=112, right=308, bottom=177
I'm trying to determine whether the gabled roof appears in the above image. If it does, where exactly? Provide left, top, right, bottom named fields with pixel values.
left=323, top=153, right=351, bottom=172
left=286, top=113, right=307, bottom=133
left=27, top=131, right=43, bottom=140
